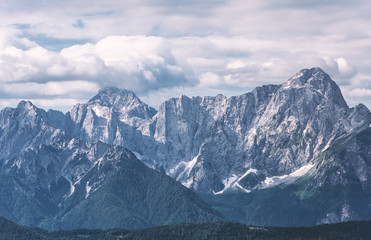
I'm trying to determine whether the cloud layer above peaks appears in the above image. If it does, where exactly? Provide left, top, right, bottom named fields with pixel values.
left=0, top=0, right=371, bottom=110
left=0, top=36, right=193, bottom=110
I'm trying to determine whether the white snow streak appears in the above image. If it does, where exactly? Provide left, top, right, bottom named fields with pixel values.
left=85, top=181, right=92, bottom=198
left=213, top=164, right=314, bottom=195
left=262, top=163, right=314, bottom=188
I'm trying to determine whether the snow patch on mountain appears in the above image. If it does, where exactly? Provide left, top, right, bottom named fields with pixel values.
left=1, top=68, right=370, bottom=196
left=239, top=168, right=258, bottom=179
left=213, top=174, right=239, bottom=194
left=262, top=163, right=315, bottom=188
left=174, top=156, right=199, bottom=187
left=213, top=164, right=314, bottom=195
left=92, top=105, right=110, bottom=119
left=214, top=169, right=258, bottom=194
left=67, top=177, right=75, bottom=197
left=235, top=182, right=251, bottom=193
left=85, top=181, right=92, bottom=198
left=132, top=151, right=143, bottom=160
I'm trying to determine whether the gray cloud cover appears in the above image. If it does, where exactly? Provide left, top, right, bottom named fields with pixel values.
left=0, top=0, right=371, bottom=111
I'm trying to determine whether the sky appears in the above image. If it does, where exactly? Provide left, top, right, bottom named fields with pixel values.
left=0, top=0, right=371, bottom=112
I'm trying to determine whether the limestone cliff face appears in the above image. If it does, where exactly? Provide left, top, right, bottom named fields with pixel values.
left=1, top=67, right=371, bottom=227
left=7, top=67, right=368, bottom=194
left=64, top=68, right=370, bottom=193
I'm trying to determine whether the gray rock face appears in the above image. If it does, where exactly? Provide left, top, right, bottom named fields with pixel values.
left=61, top=68, right=370, bottom=193
left=163, top=68, right=369, bottom=193
left=0, top=101, right=67, bottom=163
left=0, top=135, right=224, bottom=230
left=5, top=67, right=363, bottom=195
left=0, top=89, right=224, bottom=230
left=1, top=67, right=371, bottom=227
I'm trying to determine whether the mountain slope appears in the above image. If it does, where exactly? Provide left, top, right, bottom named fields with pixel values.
left=200, top=125, right=371, bottom=226
left=151, top=68, right=370, bottom=192
left=1, top=67, right=371, bottom=228
left=0, top=216, right=49, bottom=240
left=0, top=101, right=67, bottom=162
left=63, top=68, right=370, bottom=194
left=62, top=67, right=370, bottom=226
left=0, top=137, right=224, bottom=230
left=56, top=143, right=224, bottom=230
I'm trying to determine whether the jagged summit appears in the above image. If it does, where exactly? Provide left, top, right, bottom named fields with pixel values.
left=89, top=87, right=144, bottom=108
left=279, top=67, right=348, bottom=108
left=72, top=86, right=157, bottom=120
left=13, top=100, right=48, bottom=123
left=90, top=86, right=137, bottom=101
left=286, top=67, right=329, bottom=84
left=1, top=67, right=371, bottom=228
left=16, top=100, right=38, bottom=111
left=284, top=68, right=332, bottom=89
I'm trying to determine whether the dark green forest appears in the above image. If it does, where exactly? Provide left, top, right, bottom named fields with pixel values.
left=1, top=216, right=371, bottom=240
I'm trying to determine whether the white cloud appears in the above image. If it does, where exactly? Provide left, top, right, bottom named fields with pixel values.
left=198, top=72, right=222, bottom=87
left=334, top=57, right=355, bottom=76
left=2, top=81, right=100, bottom=96
left=0, top=0, right=370, bottom=111
left=187, top=57, right=225, bottom=71
left=341, top=86, right=371, bottom=110
left=0, top=46, right=58, bottom=82
left=347, top=88, right=371, bottom=98
left=226, top=60, right=250, bottom=70
left=0, top=35, right=193, bottom=93
left=349, top=75, right=371, bottom=89
left=0, top=98, right=87, bottom=112
left=1, top=34, right=371, bottom=111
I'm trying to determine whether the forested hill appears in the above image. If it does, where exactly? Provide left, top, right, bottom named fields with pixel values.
left=1, top=216, right=371, bottom=240
left=0, top=217, right=48, bottom=240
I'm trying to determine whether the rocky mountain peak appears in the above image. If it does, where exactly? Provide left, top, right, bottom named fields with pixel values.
left=285, top=67, right=330, bottom=86
left=13, top=100, right=47, bottom=123
left=89, top=87, right=140, bottom=108
left=16, top=100, right=38, bottom=112
left=87, top=86, right=157, bottom=119
left=1, top=68, right=371, bottom=228
left=282, top=67, right=347, bottom=106
left=272, top=67, right=348, bottom=113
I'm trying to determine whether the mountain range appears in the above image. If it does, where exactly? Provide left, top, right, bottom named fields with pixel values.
left=0, top=67, right=370, bottom=229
